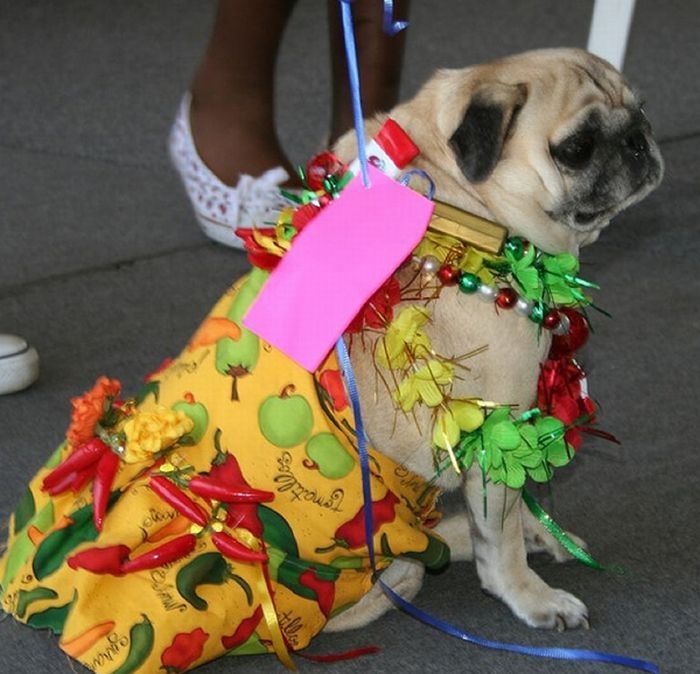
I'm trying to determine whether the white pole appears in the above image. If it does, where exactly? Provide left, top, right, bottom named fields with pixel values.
left=587, top=0, right=637, bottom=71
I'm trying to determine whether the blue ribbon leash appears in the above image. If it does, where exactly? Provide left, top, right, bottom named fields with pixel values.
left=382, top=0, right=409, bottom=36
left=334, top=2, right=658, bottom=672
left=339, top=0, right=371, bottom=188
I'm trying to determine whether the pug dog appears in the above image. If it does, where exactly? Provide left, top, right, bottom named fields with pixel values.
left=327, top=48, right=663, bottom=632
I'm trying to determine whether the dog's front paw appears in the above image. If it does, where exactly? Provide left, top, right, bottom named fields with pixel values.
left=490, top=571, right=589, bottom=631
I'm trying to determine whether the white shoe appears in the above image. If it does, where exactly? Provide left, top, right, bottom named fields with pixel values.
left=0, top=334, right=39, bottom=395
left=168, top=93, right=293, bottom=249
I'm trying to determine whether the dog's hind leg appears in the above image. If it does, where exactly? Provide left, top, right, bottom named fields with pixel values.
left=464, top=467, right=589, bottom=630
left=323, top=558, right=424, bottom=632
left=433, top=511, right=474, bottom=561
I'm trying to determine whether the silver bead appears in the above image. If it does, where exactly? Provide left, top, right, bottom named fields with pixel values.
left=476, top=284, right=497, bottom=302
left=552, top=312, right=571, bottom=335
left=514, top=297, right=533, bottom=316
left=421, top=255, right=441, bottom=277
left=411, top=255, right=423, bottom=268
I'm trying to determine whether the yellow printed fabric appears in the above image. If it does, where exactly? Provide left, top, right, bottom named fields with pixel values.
left=0, top=269, right=447, bottom=673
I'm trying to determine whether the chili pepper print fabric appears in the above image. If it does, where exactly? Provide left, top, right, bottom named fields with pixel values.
left=0, top=269, right=447, bottom=673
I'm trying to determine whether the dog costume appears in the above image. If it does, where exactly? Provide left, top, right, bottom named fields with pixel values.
left=0, top=268, right=447, bottom=673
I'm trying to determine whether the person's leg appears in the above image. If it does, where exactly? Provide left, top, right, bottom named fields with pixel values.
left=327, top=0, right=410, bottom=146
left=190, top=0, right=300, bottom=186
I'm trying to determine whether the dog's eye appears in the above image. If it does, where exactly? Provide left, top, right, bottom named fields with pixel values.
left=552, top=132, right=596, bottom=170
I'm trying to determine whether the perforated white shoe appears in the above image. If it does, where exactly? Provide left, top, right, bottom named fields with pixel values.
left=169, top=93, right=293, bottom=249
left=0, top=334, right=39, bottom=395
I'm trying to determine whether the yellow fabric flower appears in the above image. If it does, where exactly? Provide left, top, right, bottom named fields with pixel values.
left=393, top=360, right=454, bottom=412
left=377, top=306, right=432, bottom=369
left=121, top=405, right=194, bottom=464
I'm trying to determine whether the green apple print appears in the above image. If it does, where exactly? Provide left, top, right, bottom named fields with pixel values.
left=258, top=385, right=314, bottom=448
left=172, top=392, right=209, bottom=444
left=304, top=433, right=355, bottom=479
left=215, top=267, right=268, bottom=401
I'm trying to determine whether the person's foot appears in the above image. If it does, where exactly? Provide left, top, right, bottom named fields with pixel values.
left=169, top=94, right=302, bottom=249
left=0, top=334, right=39, bottom=395
left=189, top=95, right=299, bottom=188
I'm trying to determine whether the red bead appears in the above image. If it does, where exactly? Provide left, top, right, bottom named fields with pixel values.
left=549, top=308, right=590, bottom=357
left=542, top=310, right=561, bottom=330
left=495, top=287, right=518, bottom=309
left=437, top=265, right=460, bottom=286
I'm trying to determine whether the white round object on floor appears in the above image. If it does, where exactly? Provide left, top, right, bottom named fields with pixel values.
left=0, top=334, right=39, bottom=395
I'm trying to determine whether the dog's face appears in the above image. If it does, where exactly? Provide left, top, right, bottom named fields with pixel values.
left=388, top=48, right=664, bottom=253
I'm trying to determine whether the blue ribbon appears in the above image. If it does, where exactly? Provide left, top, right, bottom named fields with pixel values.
left=400, top=169, right=436, bottom=200
left=379, top=581, right=659, bottom=673
left=334, top=3, right=658, bottom=672
left=339, top=0, right=371, bottom=188
left=382, top=0, right=409, bottom=35
left=336, top=337, right=376, bottom=569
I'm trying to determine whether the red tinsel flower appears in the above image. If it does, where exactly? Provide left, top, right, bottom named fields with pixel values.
left=306, top=151, right=348, bottom=191
left=346, top=275, right=402, bottom=333
left=235, top=227, right=282, bottom=272
left=537, top=357, right=596, bottom=450
left=291, top=202, right=321, bottom=232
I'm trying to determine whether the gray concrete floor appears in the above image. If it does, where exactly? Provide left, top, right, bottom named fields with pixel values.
left=1, top=1, right=699, bottom=673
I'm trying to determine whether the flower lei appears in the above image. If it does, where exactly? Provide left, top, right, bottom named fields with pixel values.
left=238, top=152, right=610, bottom=491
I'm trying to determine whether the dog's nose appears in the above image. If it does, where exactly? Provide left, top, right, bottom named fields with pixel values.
left=623, top=129, right=649, bottom=158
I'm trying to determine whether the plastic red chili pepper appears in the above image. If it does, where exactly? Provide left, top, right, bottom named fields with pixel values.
left=225, top=504, right=264, bottom=538
left=120, top=534, right=197, bottom=573
left=71, top=466, right=95, bottom=494
left=211, top=532, right=267, bottom=563
left=221, top=606, right=263, bottom=651
left=67, top=544, right=130, bottom=575
left=93, top=451, right=120, bottom=531
left=149, top=476, right=208, bottom=527
left=188, top=476, right=273, bottom=504
left=334, top=490, right=399, bottom=549
left=46, top=470, right=80, bottom=496
left=42, top=438, right=108, bottom=491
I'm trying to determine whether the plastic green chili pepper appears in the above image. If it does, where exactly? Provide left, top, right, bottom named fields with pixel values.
left=112, top=614, right=155, bottom=674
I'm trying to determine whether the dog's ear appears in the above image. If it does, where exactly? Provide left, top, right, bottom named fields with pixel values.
left=449, top=82, right=528, bottom=183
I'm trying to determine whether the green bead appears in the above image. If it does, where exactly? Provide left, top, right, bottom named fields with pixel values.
left=505, top=237, right=525, bottom=260
left=528, top=301, right=547, bottom=324
left=458, top=272, right=481, bottom=294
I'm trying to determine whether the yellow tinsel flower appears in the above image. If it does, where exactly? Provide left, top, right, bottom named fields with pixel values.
left=432, top=400, right=485, bottom=450
left=393, top=360, right=454, bottom=412
left=377, top=306, right=432, bottom=369
left=121, top=405, right=194, bottom=464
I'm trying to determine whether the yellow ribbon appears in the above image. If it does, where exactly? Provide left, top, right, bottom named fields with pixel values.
left=257, top=566, right=296, bottom=670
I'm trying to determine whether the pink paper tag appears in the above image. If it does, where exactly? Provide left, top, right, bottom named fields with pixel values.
left=244, top=165, right=434, bottom=371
